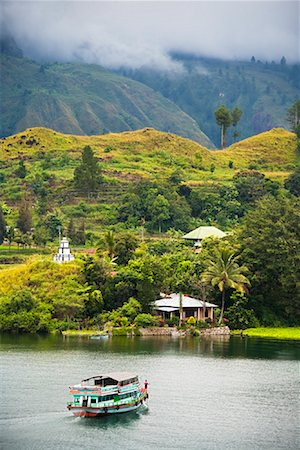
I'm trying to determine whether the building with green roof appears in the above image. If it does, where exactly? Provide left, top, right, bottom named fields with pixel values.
left=182, top=226, right=226, bottom=247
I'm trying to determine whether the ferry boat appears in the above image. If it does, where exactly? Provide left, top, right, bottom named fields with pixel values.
left=67, top=372, right=148, bottom=417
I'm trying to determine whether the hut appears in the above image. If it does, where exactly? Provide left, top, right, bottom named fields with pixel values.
left=153, top=293, right=218, bottom=321
left=182, top=226, right=226, bottom=248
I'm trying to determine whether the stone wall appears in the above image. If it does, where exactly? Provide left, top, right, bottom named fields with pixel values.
left=200, top=326, right=230, bottom=336
left=139, top=327, right=177, bottom=336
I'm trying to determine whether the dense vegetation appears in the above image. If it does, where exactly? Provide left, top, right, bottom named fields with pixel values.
left=0, top=100, right=299, bottom=333
left=0, top=192, right=299, bottom=333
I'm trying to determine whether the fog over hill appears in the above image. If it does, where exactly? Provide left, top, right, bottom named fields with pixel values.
left=1, top=1, right=299, bottom=146
left=1, top=1, right=299, bottom=70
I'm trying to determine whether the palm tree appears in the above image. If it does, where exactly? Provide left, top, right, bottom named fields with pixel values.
left=104, top=230, right=116, bottom=259
left=201, top=249, right=250, bottom=325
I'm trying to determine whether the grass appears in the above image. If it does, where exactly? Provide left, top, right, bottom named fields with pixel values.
left=234, top=327, right=300, bottom=340
left=1, top=127, right=297, bottom=183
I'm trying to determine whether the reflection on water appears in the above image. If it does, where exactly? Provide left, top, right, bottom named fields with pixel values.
left=1, top=333, right=299, bottom=360
left=73, top=406, right=148, bottom=431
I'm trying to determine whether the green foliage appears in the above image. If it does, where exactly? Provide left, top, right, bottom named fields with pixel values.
left=112, top=326, right=133, bottom=336
left=134, top=313, right=159, bottom=327
left=118, top=180, right=192, bottom=232
left=287, top=99, right=300, bottom=132
left=201, top=248, right=250, bottom=325
left=16, top=199, right=33, bottom=234
left=0, top=207, right=6, bottom=244
left=284, top=167, right=300, bottom=196
left=233, top=170, right=267, bottom=204
left=0, top=289, right=51, bottom=333
left=44, top=214, right=62, bottom=241
left=15, top=160, right=27, bottom=179
left=214, top=104, right=232, bottom=147
left=239, top=196, right=300, bottom=324
left=68, top=219, right=86, bottom=245
left=226, top=293, right=259, bottom=329
left=120, top=297, right=142, bottom=320
left=73, top=146, right=103, bottom=195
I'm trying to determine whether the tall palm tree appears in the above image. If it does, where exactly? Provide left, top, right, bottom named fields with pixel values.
left=201, top=249, right=250, bottom=325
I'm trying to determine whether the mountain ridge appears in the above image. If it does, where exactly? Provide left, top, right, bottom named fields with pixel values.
left=0, top=52, right=213, bottom=148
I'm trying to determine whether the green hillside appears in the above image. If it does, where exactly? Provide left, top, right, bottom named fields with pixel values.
left=0, top=53, right=213, bottom=148
left=1, top=126, right=296, bottom=182
left=0, top=126, right=299, bottom=301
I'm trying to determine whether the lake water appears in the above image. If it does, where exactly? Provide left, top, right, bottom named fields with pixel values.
left=1, top=334, right=299, bottom=450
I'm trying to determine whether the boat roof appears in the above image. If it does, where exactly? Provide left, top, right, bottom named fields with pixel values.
left=81, top=372, right=138, bottom=383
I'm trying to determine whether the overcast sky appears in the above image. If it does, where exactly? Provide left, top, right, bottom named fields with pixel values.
left=1, top=1, right=299, bottom=70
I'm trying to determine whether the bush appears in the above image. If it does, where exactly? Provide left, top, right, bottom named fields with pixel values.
left=196, top=320, right=210, bottom=329
left=134, top=313, right=159, bottom=327
left=187, top=316, right=196, bottom=326
left=226, top=294, right=260, bottom=329
left=112, top=326, right=133, bottom=336
left=166, top=316, right=179, bottom=327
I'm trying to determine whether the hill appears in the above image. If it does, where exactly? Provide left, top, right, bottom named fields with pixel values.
left=215, top=128, right=298, bottom=170
left=119, top=54, right=300, bottom=146
left=1, top=126, right=296, bottom=180
left=0, top=126, right=298, bottom=236
left=0, top=52, right=213, bottom=148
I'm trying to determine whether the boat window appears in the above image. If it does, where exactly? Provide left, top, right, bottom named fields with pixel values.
left=91, top=398, right=97, bottom=404
left=99, top=394, right=114, bottom=401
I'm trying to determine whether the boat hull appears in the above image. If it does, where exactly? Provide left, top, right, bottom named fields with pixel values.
left=69, top=400, right=146, bottom=417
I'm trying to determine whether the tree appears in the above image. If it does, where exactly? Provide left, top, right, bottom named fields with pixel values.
left=0, top=206, right=6, bottom=244
left=287, top=100, right=300, bottom=132
left=231, top=107, right=243, bottom=142
left=233, top=170, right=267, bottom=204
left=280, top=56, right=287, bottom=67
left=240, top=196, right=300, bottom=324
left=284, top=167, right=300, bottom=196
left=33, top=225, right=48, bottom=247
left=214, top=105, right=232, bottom=148
left=148, top=194, right=170, bottom=233
left=16, top=199, right=33, bottom=234
left=45, top=214, right=63, bottom=241
left=73, top=146, right=102, bottom=195
left=15, top=160, right=27, bottom=179
left=75, top=221, right=86, bottom=245
left=103, top=230, right=116, bottom=259
left=114, top=233, right=139, bottom=265
left=6, top=227, right=15, bottom=248
left=201, top=248, right=250, bottom=325
left=67, top=218, right=76, bottom=242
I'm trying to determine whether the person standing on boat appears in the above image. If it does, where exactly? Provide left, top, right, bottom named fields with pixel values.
left=144, top=380, right=149, bottom=391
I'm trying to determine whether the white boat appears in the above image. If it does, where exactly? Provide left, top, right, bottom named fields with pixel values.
left=67, top=372, right=148, bottom=417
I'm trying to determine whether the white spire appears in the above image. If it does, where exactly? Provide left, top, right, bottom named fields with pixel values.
left=53, top=237, right=75, bottom=263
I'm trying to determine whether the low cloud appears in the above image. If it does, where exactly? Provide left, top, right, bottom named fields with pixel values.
left=1, top=1, right=299, bottom=70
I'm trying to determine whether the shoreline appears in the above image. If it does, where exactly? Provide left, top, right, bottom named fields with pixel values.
left=61, top=326, right=300, bottom=340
